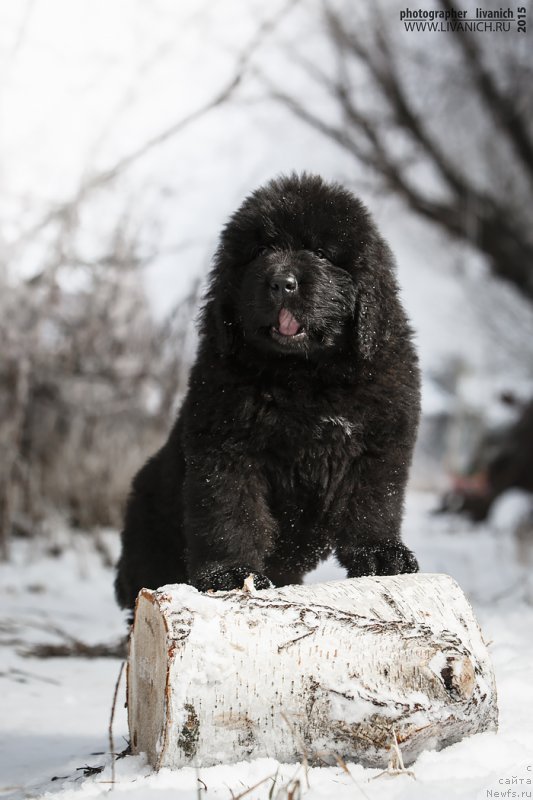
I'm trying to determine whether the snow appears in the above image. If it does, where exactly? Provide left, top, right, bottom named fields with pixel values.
left=1, top=493, right=532, bottom=799
left=489, top=491, right=533, bottom=535
left=1, top=2, right=533, bottom=798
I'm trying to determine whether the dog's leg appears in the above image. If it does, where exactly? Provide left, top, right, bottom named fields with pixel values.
left=332, top=449, right=419, bottom=578
left=115, top=442, right=188, bottom=609
left=183, top=453, right=278, bottom=592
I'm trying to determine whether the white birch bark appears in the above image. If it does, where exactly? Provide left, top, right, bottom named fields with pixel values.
left=127, top=574, right=498, bottom=769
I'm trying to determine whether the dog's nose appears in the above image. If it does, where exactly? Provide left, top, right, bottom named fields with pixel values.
left=270, top=274, right=298, bottom=294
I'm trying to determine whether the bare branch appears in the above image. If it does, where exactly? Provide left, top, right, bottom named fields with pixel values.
left=271, top=0, right=533, bottom=300
left=326, top=8, right=476, bottom=200
left=440, top=0, right=533, bottom=178
left=16, top=0, right=301, bottom=246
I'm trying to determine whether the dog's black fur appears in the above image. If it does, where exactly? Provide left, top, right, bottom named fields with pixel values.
left=115, top=174, right=421, bottom=609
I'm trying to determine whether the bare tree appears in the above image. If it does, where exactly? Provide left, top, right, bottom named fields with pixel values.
left=0, top=219, right=202, bottom=557
left=267, top=0, right=533, bottom=301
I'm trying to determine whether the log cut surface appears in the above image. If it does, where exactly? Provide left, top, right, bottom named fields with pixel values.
left=127, top=574, right=498, bottom=770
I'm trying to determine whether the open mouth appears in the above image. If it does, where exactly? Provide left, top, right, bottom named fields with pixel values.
left=271, top=308, right=307, bottom=342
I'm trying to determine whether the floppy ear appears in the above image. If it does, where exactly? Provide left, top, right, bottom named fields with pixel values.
left=356, top=280, right=384, bottom=361
left=199, top=254, right=239, bottom=357
left=355, top=239, right=397, bottom=361
left=213, top=299, right=239, bottom=356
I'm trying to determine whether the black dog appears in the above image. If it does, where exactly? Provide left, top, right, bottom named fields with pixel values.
left=115, top=173, right=420, bottom=609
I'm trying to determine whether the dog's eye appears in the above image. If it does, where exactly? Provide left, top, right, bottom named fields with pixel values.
left=256, top=245, right=270, bottom=257
left=315, top=249, right=328, bottom=260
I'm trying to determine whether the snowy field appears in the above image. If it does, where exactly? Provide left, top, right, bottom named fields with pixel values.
left=2, top=3, right=533, bottom=798
left=1, top=491, right=532, bottom=800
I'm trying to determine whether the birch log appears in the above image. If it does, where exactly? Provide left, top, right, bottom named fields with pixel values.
left=127, top=574, right=497, bottom=769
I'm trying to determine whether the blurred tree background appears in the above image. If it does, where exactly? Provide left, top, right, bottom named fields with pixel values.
left=0, top=0, right=532, bottom=558
left=271, top=0, right=533, bottom=299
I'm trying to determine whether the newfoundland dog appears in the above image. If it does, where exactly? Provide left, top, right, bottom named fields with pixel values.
left=115, top=173, right=420, bottom=609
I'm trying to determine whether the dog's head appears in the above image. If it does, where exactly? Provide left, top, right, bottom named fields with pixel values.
left=204, top=173, right=399, bottom=362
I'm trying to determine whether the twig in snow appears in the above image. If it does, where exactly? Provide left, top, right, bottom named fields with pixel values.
left=108, top=660, right=126, bottom=786
left=371, top=727, right=416, bottom=780
left=280, top=712, right=310, bottom=789
left=268, top=767, right=281, bottom=799
left=0, top=666, right=60, bottom=685
left=16, top=619, right=127, bottom=659
left=23, top=637, right=127, bottom=659
left=281, top=778, right=301, bottom=800
left=76, top=764, right=104, bottom=777
left=229, top=773, right=278, bottom=800
left=311, top=750, right=372, bottom=800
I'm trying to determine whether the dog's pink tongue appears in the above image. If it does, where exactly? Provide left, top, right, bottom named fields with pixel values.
left=278, top=308, right=301, bottom=336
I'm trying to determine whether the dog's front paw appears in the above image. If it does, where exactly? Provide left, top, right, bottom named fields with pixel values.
left=193, top=565, right=272, bottom=592
left=347, top=540, right=419, bottom=578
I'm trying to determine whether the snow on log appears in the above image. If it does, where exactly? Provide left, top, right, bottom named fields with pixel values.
left=127, top=574, right=497, bottom=770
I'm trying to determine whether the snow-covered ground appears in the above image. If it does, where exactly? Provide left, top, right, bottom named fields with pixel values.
left=2, top=4, right=533, bottom=799
left=1, top=492, right=532, bottom=800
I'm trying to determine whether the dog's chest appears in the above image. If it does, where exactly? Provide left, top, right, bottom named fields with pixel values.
left=249, top=387, right=364, bottom=475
